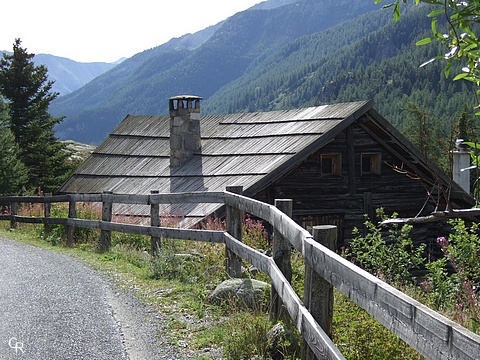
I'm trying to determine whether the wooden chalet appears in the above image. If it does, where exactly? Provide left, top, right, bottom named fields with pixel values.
left=60, top=95, right=474, bottom=247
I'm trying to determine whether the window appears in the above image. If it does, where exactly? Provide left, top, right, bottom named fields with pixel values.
left=321, top=154, right=341, bottom=176
left=361, top=153, right=381, bottom=175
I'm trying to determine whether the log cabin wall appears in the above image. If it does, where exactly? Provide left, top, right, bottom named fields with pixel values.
left=259, top=120, right=446, bottom=249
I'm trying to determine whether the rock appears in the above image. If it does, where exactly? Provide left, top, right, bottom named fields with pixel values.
left=266, top=322, right=301, bottom=360
left=208, top=278, right=269, bottom=308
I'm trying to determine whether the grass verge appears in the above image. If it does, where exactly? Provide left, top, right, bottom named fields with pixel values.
left=0, top=222, right=424, bottom=359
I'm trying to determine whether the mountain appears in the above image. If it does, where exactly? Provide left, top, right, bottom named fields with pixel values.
left=1, top=51, right=120, bottom=96
left=205, top=4, right=475, bottom=131
left=50, top=0, right=382, bottom=144
left=49, top=0, right=475, bottom=145
left=34, top=54, right=121, bottom=95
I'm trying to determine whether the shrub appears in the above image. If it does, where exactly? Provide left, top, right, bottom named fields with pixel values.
left=346, top=208, right=425, bottom=284
left=423, top=219, right=480, bottom=331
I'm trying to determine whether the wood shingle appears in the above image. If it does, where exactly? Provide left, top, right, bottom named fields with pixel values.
left=61, top=98, right=474, bottom=240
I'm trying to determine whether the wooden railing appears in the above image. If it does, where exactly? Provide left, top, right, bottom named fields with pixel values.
left=1, top=190, right=480, bottom=360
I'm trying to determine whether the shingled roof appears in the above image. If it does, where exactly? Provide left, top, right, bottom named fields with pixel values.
left=60, top=98, right=472, bottom=224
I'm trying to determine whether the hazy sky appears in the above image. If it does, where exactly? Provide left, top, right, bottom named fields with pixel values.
left=1, top=0, right=263, bottom=63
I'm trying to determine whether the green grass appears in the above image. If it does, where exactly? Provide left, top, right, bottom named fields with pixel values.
left=0, top=221, right=425, bottom=359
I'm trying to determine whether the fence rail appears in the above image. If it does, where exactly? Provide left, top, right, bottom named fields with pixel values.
left=0, top=191, right=479, bottom=359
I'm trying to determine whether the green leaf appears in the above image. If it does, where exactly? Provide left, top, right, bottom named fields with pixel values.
left=431, top=17, right=438, bottom=35
left=462, top=141, right=480, bottom=149
left=428, top=9, right=444, bottom=17
left=453, top=72, right=470, bottom=81
left=445, top=62, right=452, bottom=78
left=393, top=3, right=401, bottom=22
left=416, top=37, right=433, bottom=46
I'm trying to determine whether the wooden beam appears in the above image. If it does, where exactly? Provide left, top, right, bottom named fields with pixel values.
left=100, top=191, right=113, bottom=252
left=303, top=225, right=336, bottom=360
left=270, top=199, right=293, bottom=322
left=303, top=237, right=480, bottom=360
left=67, top=200, right=76, bottom=247
left=150, top=190, right=161, bottom=256
left=225, top=186, right=243, bottom=277
left=346, top=126, right=356, bottom=195
left=223, top=232, right=345, bottom=360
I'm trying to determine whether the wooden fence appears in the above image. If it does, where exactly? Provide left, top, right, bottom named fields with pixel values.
left=1, top=190, right=479, bottom=359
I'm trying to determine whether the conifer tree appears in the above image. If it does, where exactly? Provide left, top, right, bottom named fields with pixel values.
left=0, top=98, right=28, bottom=195
left=0, top=39, right=72, bottom=193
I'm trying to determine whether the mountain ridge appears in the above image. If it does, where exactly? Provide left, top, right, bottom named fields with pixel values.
left=50, top=0, right=382, bottom=144
left=0, top=51, right=120, bottom=96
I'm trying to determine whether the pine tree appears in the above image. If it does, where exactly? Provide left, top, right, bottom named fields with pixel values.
left=0, top=39, right=73, bottom=193
left=0, top=98, right=28, bottom=195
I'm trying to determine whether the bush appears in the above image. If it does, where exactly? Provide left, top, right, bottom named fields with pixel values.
left=422, top=219, right=480, bottom=331
left=346, top=208, right=425, bottom=284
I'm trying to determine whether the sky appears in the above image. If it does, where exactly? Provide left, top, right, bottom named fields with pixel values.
left=1, top=0, right=263, bottom=63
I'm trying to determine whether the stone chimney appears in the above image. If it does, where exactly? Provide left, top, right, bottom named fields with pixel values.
left=452, top=138, right=471, bottom=194
left=169, top=95, right=202, bottom=167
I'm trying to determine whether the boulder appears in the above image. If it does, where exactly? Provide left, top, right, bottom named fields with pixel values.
left=208, top=278, right=269, bottom=308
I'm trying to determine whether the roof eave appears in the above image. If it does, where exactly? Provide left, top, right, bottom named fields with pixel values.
left=242, top=100, right=375, bottom=197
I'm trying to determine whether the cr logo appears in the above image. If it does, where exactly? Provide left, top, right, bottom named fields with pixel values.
left=8, top=337, right=25, bottom=355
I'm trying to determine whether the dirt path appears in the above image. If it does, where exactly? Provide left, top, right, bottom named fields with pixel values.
left=0, top=237, right=179, bottom=359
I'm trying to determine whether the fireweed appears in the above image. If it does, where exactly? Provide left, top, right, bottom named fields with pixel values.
left=348, top=212, right=480, bottom=334
left=423, top=219, right=480, bottom=332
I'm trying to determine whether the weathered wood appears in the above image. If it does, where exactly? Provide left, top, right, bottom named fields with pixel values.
left=150, top=190, right=161, bottom=255
left=70, top=193, right=103, bottom=203
left=270, top=199, right=293, bottom=322
left=149, top=191, right=225, bottom=204
left=67, top=200, right=77, bottom=247
left=381, top=208, right=480, bottom=225
left=65, top=218, right=101, bottom=229
left=3, top=216, right=67, bottom=225
left=224, top=191, right=274, bottom=224
left=303, top=226, right=336, bottom=360
left=103, top=222, right=225, bottom=243
left=1, top=192, right=480, bottom=359
left=43, top=193, right=53, bottom=236
left=223, top=233, right=270, bottom=274
left=103, top=193, right=149, bottom=205
left=100, top=191, right=113, bottom=252
left=225, top=186, right=243, bottom=277
left=224, top=191, right=310, bottom=250
left=223, top=231, right=345, bottom=359
left=271, top=206, right=310, bottom=251
left=304, top=236, right=480, bottom=360
left=268, top=256, right=345, bottom=360
left=0, top=194, right=71, bottom=204
left=346, top=126, right=356, bottom=195
left=150, top=226, right=224, bottom=243
left=10, top=196, right=17, bottom=229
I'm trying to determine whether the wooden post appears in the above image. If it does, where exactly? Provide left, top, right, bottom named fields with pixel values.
left=302, top=225, right=337, bottom=360
left=43, top=192, right=52, bottom=235
left=225, top=186, right=243, bottom=278
left=150, top=190, right=161, bottom=256
left=67, top=196, right=76, bottom=247
left=270, top=199, right=293, bottom=322
left=10, top=195, right=17, bottom=229
left=100, top=191, right=113, bottom=252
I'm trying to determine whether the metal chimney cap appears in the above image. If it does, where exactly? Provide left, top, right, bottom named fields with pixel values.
left=169, top=95, right=203, bottom=100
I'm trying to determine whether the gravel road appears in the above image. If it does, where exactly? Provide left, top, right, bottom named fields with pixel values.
left=0, top=237, right=180, bottom=360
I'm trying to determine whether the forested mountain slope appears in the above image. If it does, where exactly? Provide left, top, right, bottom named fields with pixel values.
left=205, top=5, right=476, bottom=134
left=50, top=0, right=382, bottom=144
left=50, top=0, right=475, bottom=145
